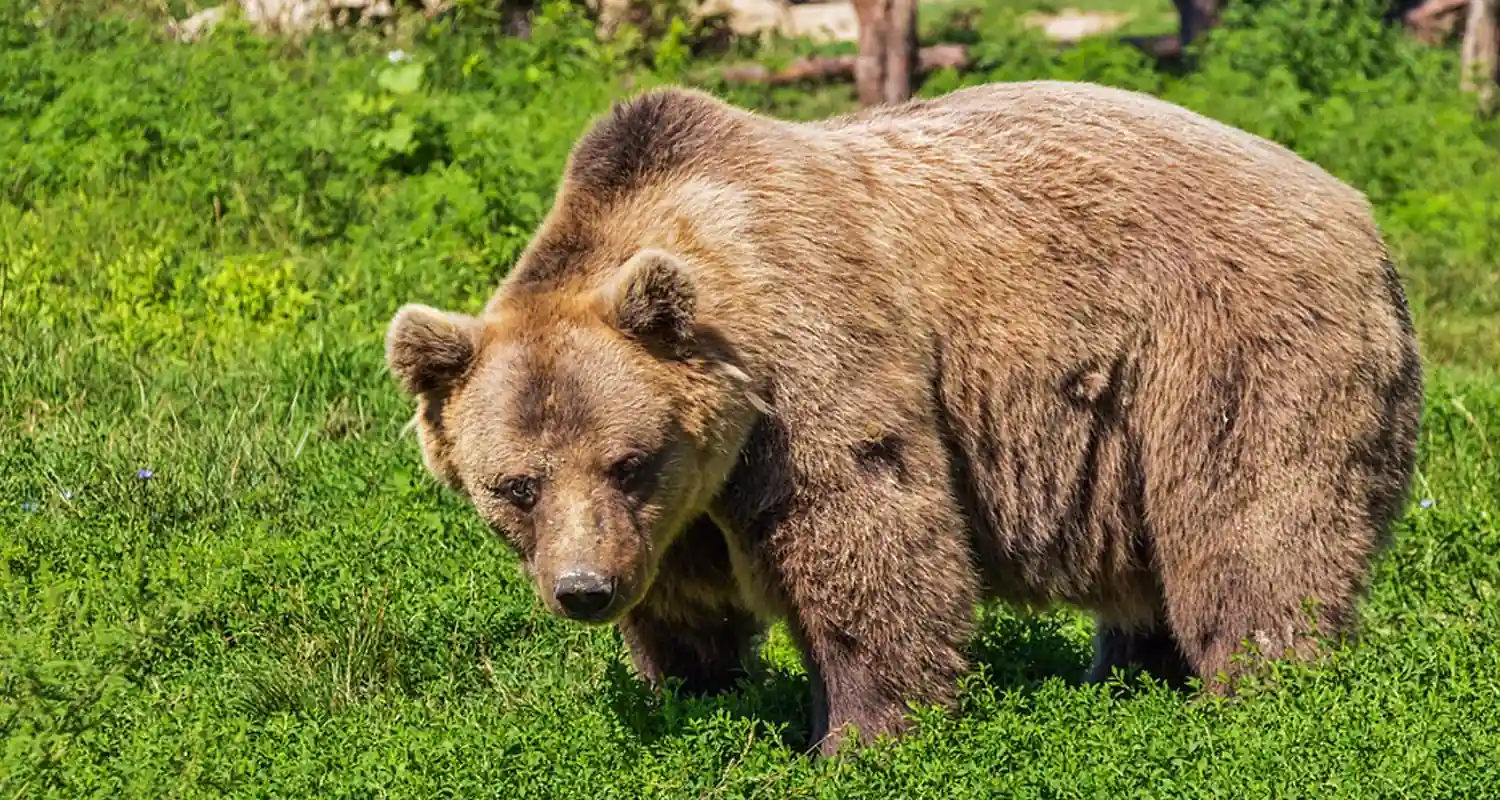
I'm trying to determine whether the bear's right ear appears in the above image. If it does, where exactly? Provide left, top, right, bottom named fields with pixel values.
left=597, top=248, right=698, bottom=352
left=385, top=304, right=484, bottom=396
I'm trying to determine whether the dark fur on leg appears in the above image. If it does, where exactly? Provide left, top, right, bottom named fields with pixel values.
left=1087, top=621, right=1195, bottom=688
left=618, top=516, right=762, bottom=696
left=619, top=603, right=759, bottom=696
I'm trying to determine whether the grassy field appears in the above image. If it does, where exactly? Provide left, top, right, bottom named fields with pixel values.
left=3, top=0, right=1499, bottom=796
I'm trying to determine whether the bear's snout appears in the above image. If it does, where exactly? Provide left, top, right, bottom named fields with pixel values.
left=553, top=569, right=618, bottom=621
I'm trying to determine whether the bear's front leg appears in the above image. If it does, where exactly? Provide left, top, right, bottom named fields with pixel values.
left=617, top=516, right=762, bottom=696
left=618, top=602, right=759, bottom=696
left=771, top=481, right=979, bottom=756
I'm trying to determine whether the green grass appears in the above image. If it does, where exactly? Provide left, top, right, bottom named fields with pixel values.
left=3, top=0, right=1499, bottom=796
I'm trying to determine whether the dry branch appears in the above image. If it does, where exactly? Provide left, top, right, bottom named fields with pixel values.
left=719, top=42, right=967, bottom=86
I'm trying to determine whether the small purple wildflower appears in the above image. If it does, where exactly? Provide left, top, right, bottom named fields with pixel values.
left=1420, top=498, right=1434, bottom=509
left=21, top=502, right=36, bottom=512
left=137, top=468, right=155, bottom=480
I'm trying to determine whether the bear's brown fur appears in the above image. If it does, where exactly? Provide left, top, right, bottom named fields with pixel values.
left=384, top=81, right=1424, bottom=756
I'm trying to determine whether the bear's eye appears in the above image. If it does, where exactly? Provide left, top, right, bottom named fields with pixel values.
left=608, top=452, right=654, bottom=493
left=495, top=475, right=539, bottom=511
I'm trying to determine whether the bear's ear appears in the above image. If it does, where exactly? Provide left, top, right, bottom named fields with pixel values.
left=599, top=248, right=697, bottom=350
left=385, top=303, right=484, bottom=396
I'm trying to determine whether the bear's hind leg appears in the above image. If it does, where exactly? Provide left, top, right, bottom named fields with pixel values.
left=1152, top=512, right=1365, bottom=694
left=1137, top=310, right=1416, bottom=692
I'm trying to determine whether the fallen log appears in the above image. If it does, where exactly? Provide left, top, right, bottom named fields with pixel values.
left=719, top=42, right=967, bottom=86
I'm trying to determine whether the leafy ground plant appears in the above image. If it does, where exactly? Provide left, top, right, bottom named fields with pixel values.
left=2, top=0, right=1498, bottom=796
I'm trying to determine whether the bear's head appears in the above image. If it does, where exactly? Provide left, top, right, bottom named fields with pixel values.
left=385, top=248, right=762, bottom=624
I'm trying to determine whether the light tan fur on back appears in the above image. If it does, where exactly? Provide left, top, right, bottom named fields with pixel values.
left=385, top=81, right=1423, bottom=757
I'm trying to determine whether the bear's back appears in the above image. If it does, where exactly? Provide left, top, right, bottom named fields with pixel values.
left=508, top=81, right=1394, bottom=354
left=814, top=80, right=1363, bottom=212
left=802, top=80, right=1378, bottom=262
left=759, top=80, right=1391, bottom=339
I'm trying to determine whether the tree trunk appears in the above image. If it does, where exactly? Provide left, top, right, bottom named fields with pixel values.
left=852, top=0, right=918, bottom=107
left=1462, top=0, right=1500, bottom=108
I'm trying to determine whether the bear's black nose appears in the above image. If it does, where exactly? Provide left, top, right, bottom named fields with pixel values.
left=554, top=571, right=616, bottom=620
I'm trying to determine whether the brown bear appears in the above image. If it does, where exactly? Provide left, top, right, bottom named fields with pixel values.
left=384, top=80, right=1424, bottom=756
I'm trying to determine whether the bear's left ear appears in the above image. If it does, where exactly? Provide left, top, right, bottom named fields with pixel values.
left=598, top=248, right=697, bottom=351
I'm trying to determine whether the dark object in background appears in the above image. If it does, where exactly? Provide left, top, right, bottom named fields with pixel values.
left=1174, top=0, right=1222, bottom=47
